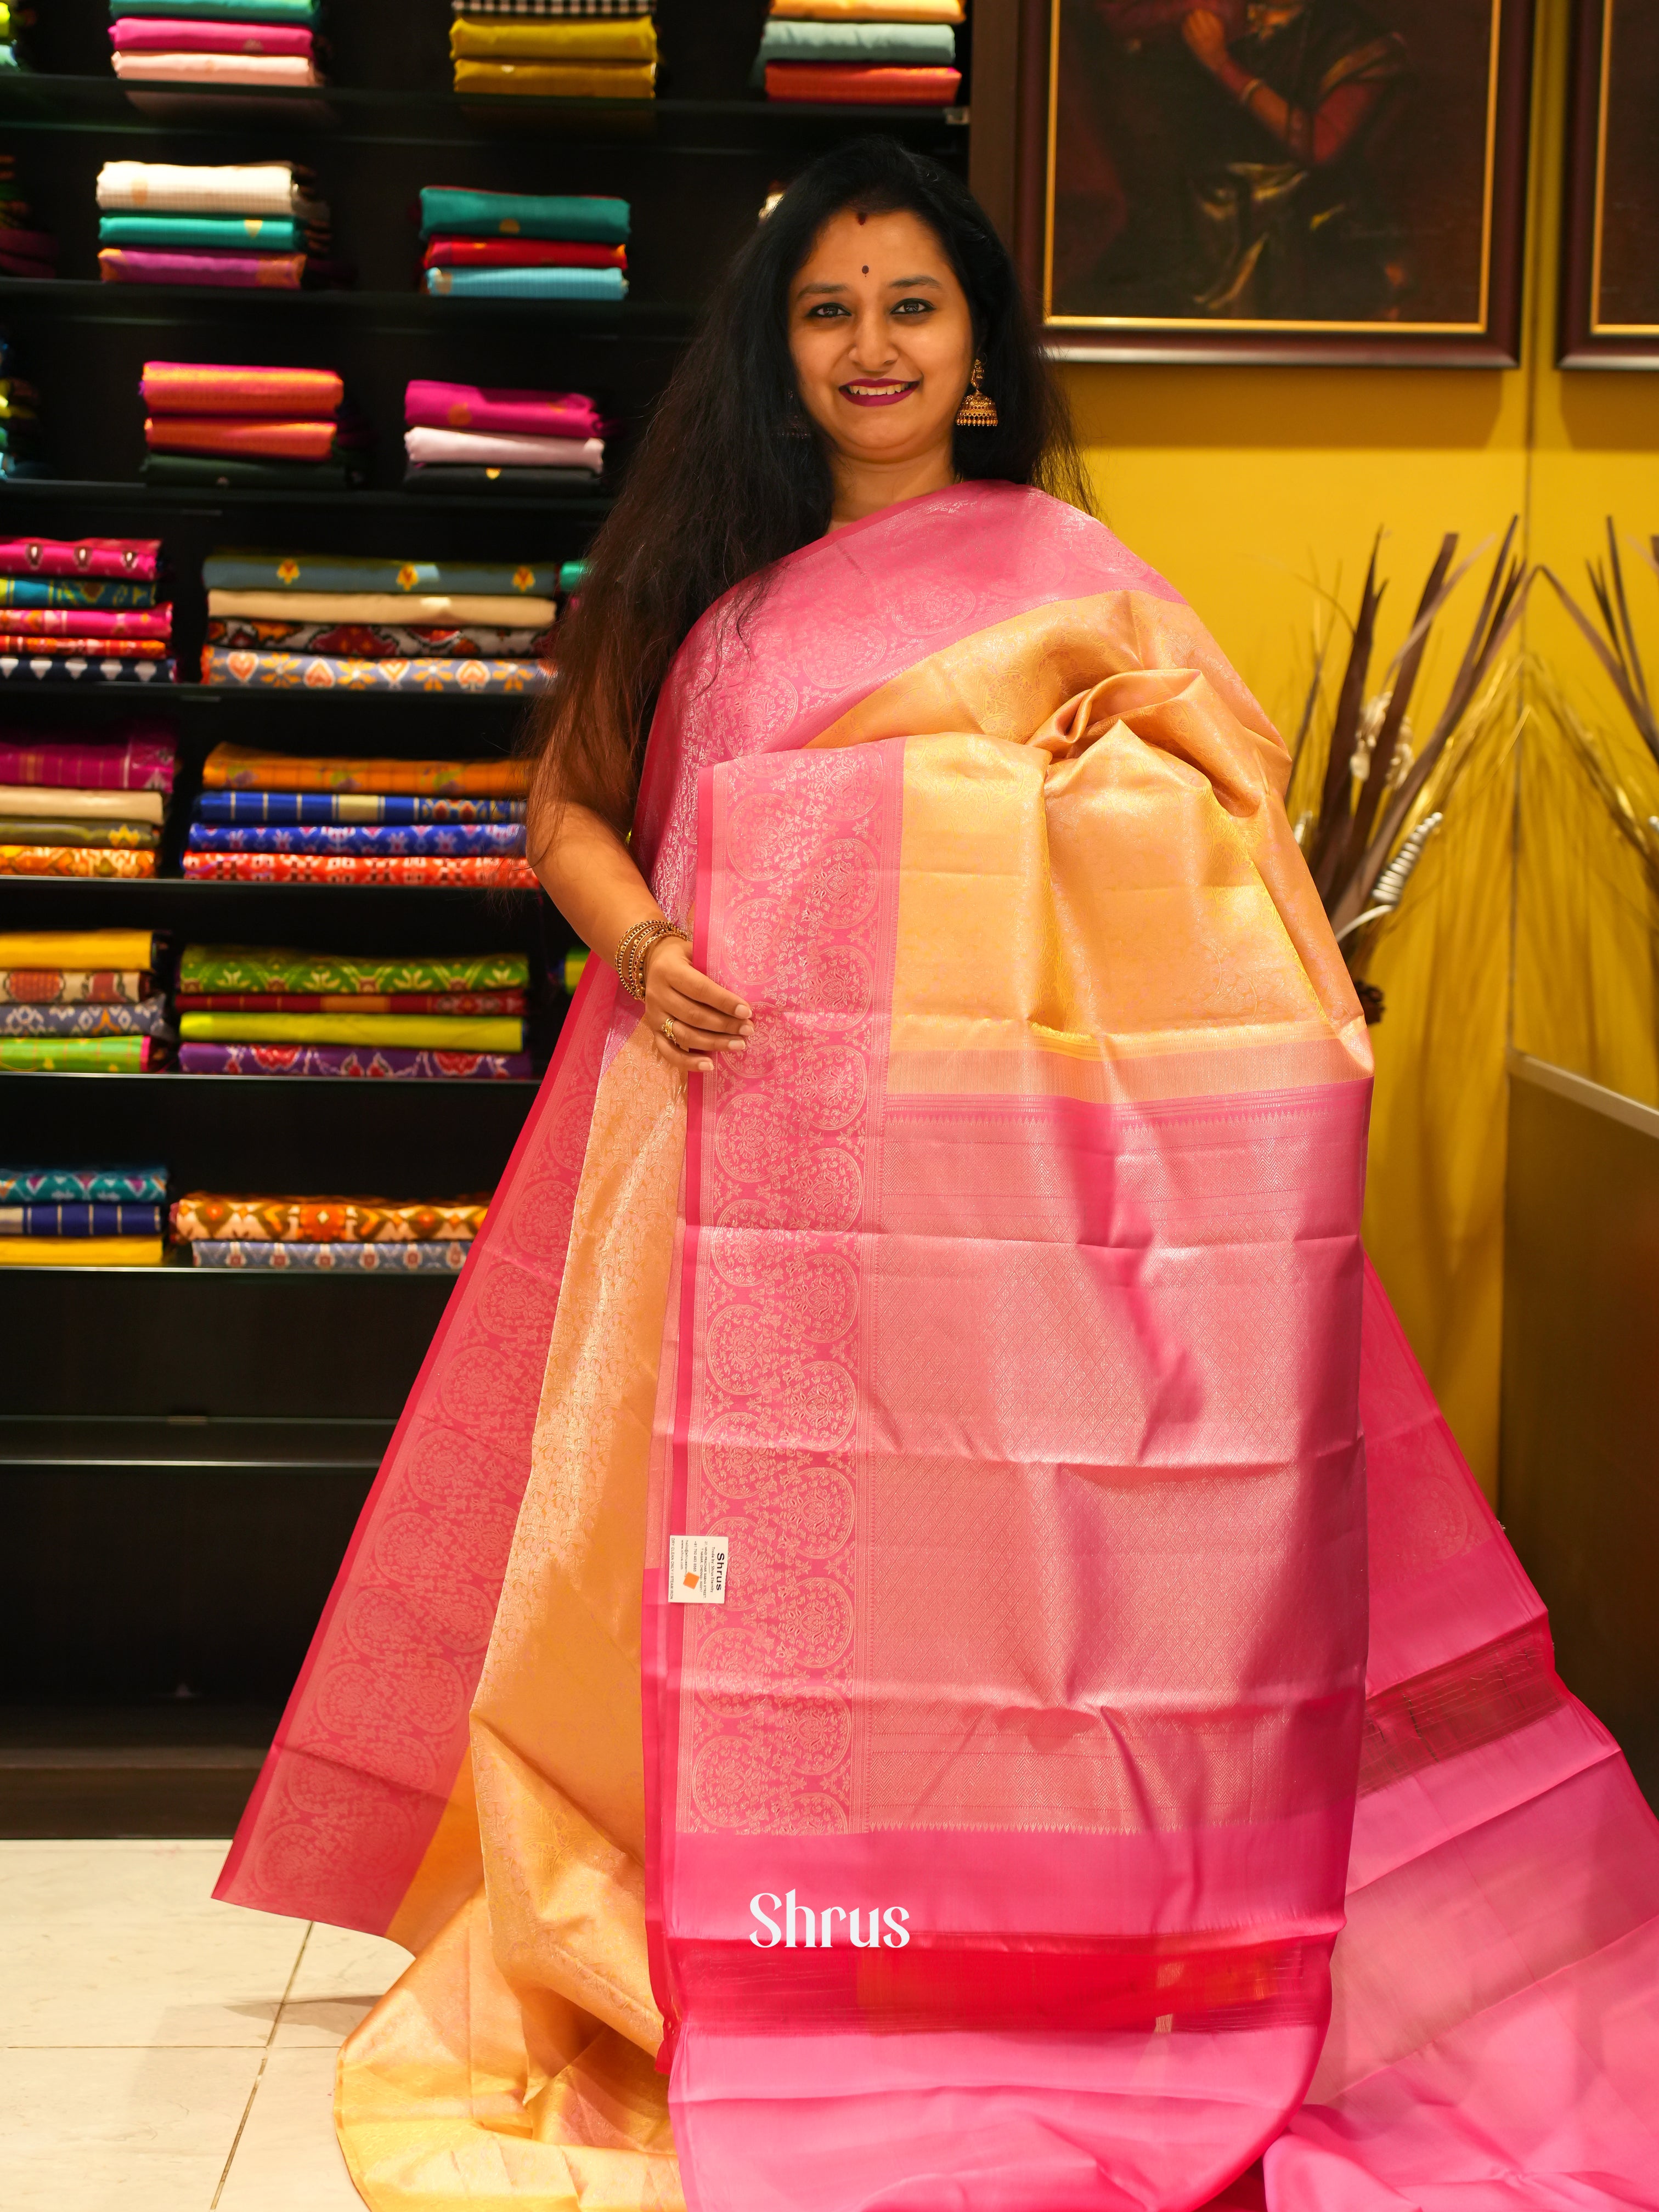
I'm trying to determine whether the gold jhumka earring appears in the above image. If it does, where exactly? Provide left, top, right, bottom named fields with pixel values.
left=955, top=358, right=998, bottom=428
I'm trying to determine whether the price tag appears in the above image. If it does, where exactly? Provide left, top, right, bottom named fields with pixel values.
left=668, top=1534, right=729, bottom=1605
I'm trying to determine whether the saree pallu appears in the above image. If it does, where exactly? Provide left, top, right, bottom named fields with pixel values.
left=1, top=1167, right=166, bottom=1201
left=182, top=850, right=538, bottom=888
left=179, top=1041, right=531, bottom=1079
left=185, top=822, right=528, bottom=857
left=1, top=996, right=170, bottom=1036
left=179, top=1011, right=524, bottom=1051
left=178, top=946, right=528, bottom=994
left=142, top=360, right=341, bottom=414
left=0, top=844, right=157, bottom=877
left=0, top=536, right=157, bottom=579
left=173, top=1195, right=487, bottom=1242
left=200, top=649, right=549, bottom=695
left=0, top=968, right=151, bottom=1003
left=216, top=483, right=1659, bottom=2210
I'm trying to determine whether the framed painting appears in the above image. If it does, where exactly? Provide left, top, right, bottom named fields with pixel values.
left=998, top=0, right=1534, bottom=364
left=1560, top=0, right=1659, bottom=366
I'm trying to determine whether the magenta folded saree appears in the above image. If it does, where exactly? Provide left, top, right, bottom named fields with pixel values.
left=403, top=377, right=602, bottom=439
left=0, top=537, right=160, bottom=580
left=110, top=15, right=315, bottom=52
left=217, top=483, right=1659, bottom=2211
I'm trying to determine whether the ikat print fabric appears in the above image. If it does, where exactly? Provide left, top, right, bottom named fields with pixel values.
left=182, top=850, right=537, bottom=885
left=185, top=822, right=526, bottom=857
left=172, top=1194, right=487, bottom=1240
left=0, top=546, right=178, bottom=687
left=200, top=648, right=548, bottom=692
left=175, top=946, right=534, bottom=1080
left=205, top=619, right=551, bottom=659
left=0, top=1166, right=167, bottom=1201
left=187, top=1239, right=469, bottom=1270
left=0, top=996, right=172, bottom=1036
left=0, top=968, right=151, bottom=1002
left=194, top=791, right=525, bottom=824
left=177, top=946, right=527, bottom=994
left=178, top=1042, right=530, bottom=1078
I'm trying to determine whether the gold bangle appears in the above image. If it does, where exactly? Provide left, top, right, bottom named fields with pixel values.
left=1237, top=75, right=1266, bottom=107
left=615, top=917, right=688, bottom=1001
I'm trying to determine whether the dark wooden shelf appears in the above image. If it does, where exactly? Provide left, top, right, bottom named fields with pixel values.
left=0, top=277, right=698, bottom=337
left=0, top=74, right=969, bottom=149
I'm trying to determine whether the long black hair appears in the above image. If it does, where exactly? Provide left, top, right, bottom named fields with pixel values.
left=529, top=135, right=1091, bottom=838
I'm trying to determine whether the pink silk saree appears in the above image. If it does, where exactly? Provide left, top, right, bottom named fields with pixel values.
left=216, top=483, right=1659, bottom=2211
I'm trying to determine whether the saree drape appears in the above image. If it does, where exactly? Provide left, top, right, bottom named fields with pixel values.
left=217, top=484, right=1659, bottom=2211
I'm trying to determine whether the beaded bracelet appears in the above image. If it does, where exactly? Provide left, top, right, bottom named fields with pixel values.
left=616, top=916, right=689, bottom=1001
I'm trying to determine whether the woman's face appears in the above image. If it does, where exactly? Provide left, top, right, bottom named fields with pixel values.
left=788, top=206, right=976, bottom=471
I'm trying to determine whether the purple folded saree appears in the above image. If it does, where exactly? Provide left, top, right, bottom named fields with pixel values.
left=180, top=1041, right=532, bottom=1079
left=99, top=247, right=335, bottom=289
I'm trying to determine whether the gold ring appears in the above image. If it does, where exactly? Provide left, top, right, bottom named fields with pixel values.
left=662, top=1015, right=676, bottom=1047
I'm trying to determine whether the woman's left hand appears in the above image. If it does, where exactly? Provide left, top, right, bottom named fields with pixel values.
left=642, top=935, right=754, bottom=1075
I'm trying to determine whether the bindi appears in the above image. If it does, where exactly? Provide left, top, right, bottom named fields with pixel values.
left=856, top=211, right=867, bottom=224
left=862, top=264, right=869, bottom=274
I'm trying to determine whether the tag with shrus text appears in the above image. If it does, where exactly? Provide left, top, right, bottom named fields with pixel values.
left=669, top=1534, right=729, bottom=1605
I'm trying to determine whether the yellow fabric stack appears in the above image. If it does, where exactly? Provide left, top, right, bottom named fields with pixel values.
left=448, top=7, right=657, bottom=100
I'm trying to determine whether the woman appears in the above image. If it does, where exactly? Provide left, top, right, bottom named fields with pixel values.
left=218, top=140, right=1659, bottom=2210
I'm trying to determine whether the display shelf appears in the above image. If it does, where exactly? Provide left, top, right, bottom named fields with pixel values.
left=0, top=1416, right=395, bottom=1469
left=0, top=279, right=699, bottom=336
left=0, top=75, right=969, bottom=148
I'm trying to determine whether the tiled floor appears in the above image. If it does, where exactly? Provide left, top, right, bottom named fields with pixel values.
left=0, top=1839, right=407, bottom=2210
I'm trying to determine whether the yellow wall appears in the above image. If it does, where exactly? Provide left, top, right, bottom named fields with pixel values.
left=1057, top=0, right=1659, bottom=1493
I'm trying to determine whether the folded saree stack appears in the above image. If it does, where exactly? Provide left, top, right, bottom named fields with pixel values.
left=417, top=188, right=629, bottom=302
left=199, top=548, right=557, bottom=692
left=185, top=746, right=534, bottom=881
left=0, top=1162, right=166, bottom=1266
left=175, top=942, right=533, bottom=1076
left=403, top=379, right=604, bottom=495
left=0, top=155, right=57, bottom=279
left=756, top=0, right=963, bottom=104
left=140, top=361, right=366, bottom=491
left=0, top=727, right=174, bottom=879
left=97, top=160, right=345, bottom=291
left=447, top=1, right=655, bottom=102
left=108, top=0, right=325, bottom=89
left=172, top=1189, right=486, bottom=1270
left=0, top=539, right=176, bottom=685
left=0, top=928, right=165, bottom=1063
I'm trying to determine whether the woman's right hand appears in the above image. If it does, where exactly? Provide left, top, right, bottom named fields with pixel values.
left=641, top=935, right=753, bottom=1075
